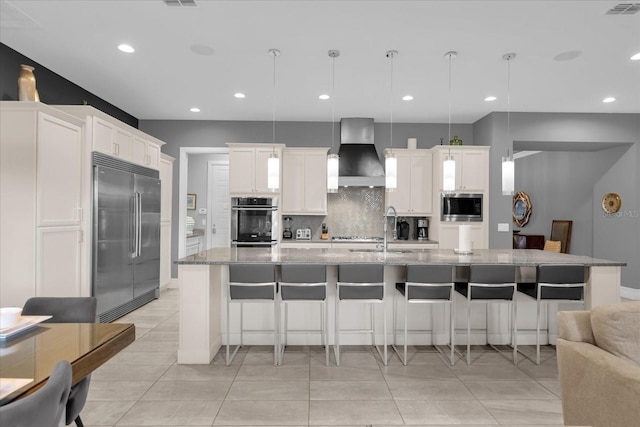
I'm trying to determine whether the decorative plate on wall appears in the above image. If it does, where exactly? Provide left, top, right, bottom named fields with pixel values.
left=601, top=193, right=621, bottom=214
left=513, top=191, right=532, bottom=227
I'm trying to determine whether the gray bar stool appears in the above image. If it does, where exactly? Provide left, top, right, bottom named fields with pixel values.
left=335, top=264, right=387, bottom=366
left=393, top=264, right=457, bottom=365
left=455, top=264, right=518, bottom=365
left=518, top=264, right=585, bottom=364
left=279, top=264, right=329, bottom=366
left=227, top=264, right=278, bottom=366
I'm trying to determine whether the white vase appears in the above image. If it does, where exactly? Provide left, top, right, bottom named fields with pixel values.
left=17, top=64, right=40, bottom=102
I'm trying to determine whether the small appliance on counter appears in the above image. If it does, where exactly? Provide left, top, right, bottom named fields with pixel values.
left=283, top=216, right=293, bottom=239
left=321, top=223, right=329, bottom=240
left=295, top=227, right=312, bottom=240
left=396, top=218, right=410, bottom=240
left=415, top=217, right=429, bottom=241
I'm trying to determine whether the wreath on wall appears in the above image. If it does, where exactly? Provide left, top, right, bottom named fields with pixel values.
left=513, top=191, right=532, bottom=227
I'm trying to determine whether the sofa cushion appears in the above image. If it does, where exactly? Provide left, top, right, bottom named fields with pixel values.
left=590, top=301, right=640, bottom=367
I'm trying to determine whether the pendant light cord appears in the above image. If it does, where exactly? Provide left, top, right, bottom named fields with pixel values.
left=272, top=51, right=276, bottom=146
left=332, top=54, right=335, bottom=151
left=389, top=52, right=394, bottom=150
left=507, top=55, right=511, bottom=159
left=448, top=54, right=452, bottom=144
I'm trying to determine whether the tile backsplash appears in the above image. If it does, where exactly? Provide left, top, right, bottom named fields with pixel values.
left=286, top=187, right=385, bottom=239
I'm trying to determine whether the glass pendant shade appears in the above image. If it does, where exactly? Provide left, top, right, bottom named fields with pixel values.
left=327, top=153, right=339, bottom=193
left=443, top=158, right=456, bottom=192
left=502, top=156, right=514, bottom=196
left=267, top=152, right=279, bottom=191
left=385, top=152, right=397, bottom=192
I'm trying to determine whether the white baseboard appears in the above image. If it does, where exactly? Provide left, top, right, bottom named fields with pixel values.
left=621, top=286, right=640, bottom=300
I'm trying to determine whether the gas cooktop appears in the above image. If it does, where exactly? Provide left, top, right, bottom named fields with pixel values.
left=331, top=236, right=383, bottom=243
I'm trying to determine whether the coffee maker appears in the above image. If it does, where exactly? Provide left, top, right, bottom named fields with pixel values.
left=414, top=218, right=429, bottom=241
left=283, top=216, right=293, bottom=239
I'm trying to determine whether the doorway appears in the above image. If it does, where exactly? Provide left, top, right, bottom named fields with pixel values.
left=206, top=161, right=230, bottom=249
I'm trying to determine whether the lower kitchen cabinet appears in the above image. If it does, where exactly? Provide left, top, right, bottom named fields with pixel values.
left=36, top=226, right=82, bottom=297
left=437, top=224, right=487, bottom=250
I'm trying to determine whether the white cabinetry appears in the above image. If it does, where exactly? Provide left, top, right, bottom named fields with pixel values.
left=1, top=102, right=86, bottom=306
left=56, top=105, right=164, bottom=171
left=433, top=146, right=489, bottom=192
left=437, top=224, right=486, bottom=250
left=282, top=148, right=329, bottom=215
left=159, top=154, right=175, bottom=288
left=384, top=149, right=432, bottom=215
left=228, top=143, right=284, bottom=194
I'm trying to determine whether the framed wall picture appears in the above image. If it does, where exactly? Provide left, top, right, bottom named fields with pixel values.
left=186, top=194, right=197, bottom=210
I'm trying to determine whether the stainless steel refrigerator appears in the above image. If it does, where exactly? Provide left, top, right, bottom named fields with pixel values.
left=92, top=153, right=161, bottom=322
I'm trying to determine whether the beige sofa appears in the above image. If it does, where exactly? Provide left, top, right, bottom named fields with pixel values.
left=556, top=301, right=640, bottom=427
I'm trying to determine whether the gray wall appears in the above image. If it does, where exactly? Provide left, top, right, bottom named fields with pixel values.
left=474, top=112, right=640, bottom=290
left=139, top=119, right=473, bottom=278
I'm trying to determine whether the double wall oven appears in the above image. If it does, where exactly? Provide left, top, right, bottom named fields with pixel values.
left=231, top=197, right=278, bottom=247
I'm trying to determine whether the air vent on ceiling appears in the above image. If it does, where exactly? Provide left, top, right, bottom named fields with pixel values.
left=606, top=3, right=640, bottom=14
left=163, top=0, right=197, bottom=6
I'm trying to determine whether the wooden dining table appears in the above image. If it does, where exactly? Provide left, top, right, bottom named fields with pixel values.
left=0, top=322, right=135, bottom=404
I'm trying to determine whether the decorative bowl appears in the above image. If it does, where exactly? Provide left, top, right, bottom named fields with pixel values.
left=0, top=307, right=22, bottom=329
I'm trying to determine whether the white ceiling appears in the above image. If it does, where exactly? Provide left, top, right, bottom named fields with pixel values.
left=1, top=0, right=639, bottom=123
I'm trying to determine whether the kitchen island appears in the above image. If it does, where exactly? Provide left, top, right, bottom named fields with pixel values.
left=175, top=247, right=624, bottom=364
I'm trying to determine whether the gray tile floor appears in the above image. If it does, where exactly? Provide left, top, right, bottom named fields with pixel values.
left=84, top=289, right=564, bottom=426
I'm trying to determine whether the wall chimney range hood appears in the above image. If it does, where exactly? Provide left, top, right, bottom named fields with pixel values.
left=338, top=118, right=385, bottom=187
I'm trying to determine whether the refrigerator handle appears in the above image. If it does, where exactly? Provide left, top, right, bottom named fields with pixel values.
left=136, top=192, right=142, bottom=258
left=129, top=195, right=136, bottom=258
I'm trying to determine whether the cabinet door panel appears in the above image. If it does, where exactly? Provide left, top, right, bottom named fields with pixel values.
left=282, top=150, right=305, bottom=213
left=37, top=113, right=83, bottom=226
left=113, top=128, right=132, bottom=160
left=410, top=152, right=432, bottom=214
left=303, top=151, right=327, bottom=214
left=254, top=147, right=276, bottom=193
left=460, top=150, right=487, bottom=191
left=131, top=136, right=146, bottom=165
left=37, top=226, right=81, bottom=297
left=438, top=224, right=485, bottom=250
left=92, top=117, right=114, bottom=155
left=146, top=142, right=161, bottom=169
left=229, top=148, right=256, bottom=193
left=160, top=158, right=173, bottom=222
left=160, top=222, right=172, bottom=286
left=386, top=152, right=411, bottom=214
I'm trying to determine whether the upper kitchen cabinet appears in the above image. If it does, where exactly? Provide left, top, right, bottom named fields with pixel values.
left=384, top=149, right=433, bottom=215
left=55, top=105, right=164, bottom=170
left=432, top=146, right=489, bottom=192
left=227, top=143, right=285, bottom=195
left=1, top=102, right=86, bottom=306
left=282, top=148, right=329, bottom=215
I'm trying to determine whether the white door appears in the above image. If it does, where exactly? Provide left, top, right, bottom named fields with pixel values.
left=207, top=161, right=230, bottom=248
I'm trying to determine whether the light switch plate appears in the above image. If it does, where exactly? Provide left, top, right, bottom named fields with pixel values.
left=198, top=208, right=207, bottom=214
left=498, top=223, right=510, bottom=232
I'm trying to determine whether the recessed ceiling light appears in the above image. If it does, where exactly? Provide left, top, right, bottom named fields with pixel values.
left=631, top=52, right=640, bottom=61
left=553, top=50, right=582, bottom=61
left=234, top=93, right=246, bottom=99
left=602, top=97, right=616, bottom=103
left=319, top=94, right=330, bottom=100
left=190, top=107, right=201, bottom=112
left=402, top=95, right=414, bottom=101
left=484, top=96, right=497, bottom=102
left=118, top=44, right=135, bottom=53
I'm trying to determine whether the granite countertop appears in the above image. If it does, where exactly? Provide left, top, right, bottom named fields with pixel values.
left=175, top=247, right=625, bottom=267
left=186, top=229, right=205, bottom=238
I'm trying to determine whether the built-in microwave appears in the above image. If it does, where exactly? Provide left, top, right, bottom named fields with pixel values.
left=441, top=193, right=483, bottom=222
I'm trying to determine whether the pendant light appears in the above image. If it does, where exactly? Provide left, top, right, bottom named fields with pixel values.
left=502, top=53, right=516, bottom=196
left=327, top=50, right=340, bottom=193
left=385, top=50, right=398, bottom=192
left=267, top=48, right=280, bottom=192
left=442, top=51, right=457, bottom=193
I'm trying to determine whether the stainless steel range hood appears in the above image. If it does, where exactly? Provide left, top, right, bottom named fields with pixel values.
left=338, top=118, right=385, bottom=187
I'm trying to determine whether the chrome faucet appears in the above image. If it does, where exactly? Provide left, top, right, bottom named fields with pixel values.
left=382, top=205, right=398, bottom=251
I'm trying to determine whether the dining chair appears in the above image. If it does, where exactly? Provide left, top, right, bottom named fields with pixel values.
left=279, top=264, right=329, bottom=366
left=392, top=264, right=457, bottom=365
left=226, top=264, right=279, bottom=366
left=335, top=264, right=387, bottom=366
left=0, top=360, right=72, bottom=427
left=22, top=297, right=97, bottom=427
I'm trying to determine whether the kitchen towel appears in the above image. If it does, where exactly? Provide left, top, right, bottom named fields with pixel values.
left=459, top=224, right=472, bottom=253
